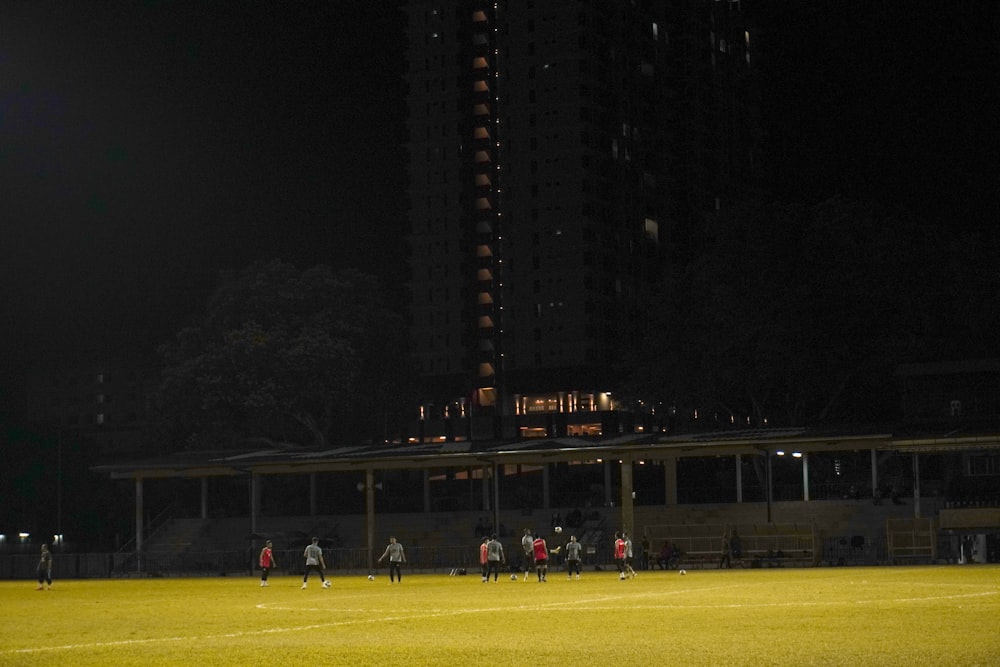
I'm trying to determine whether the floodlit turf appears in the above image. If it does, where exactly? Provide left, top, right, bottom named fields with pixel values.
left=1, top=566, right=998, bottom=666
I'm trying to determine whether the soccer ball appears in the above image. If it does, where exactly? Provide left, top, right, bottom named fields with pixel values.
left=510, top=574, right=518, bottom=581
left=554, top=526, right=563, bottom=534
left=367, top=574, right=375, bottom=581
left=679, top=569, right=687, bottom=575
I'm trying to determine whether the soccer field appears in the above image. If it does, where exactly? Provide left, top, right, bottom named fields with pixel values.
left=2, top=565, right=998, bottom=666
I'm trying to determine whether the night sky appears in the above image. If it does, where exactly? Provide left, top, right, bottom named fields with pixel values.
left=1, top=1, right=405, bottom=394
left=2, top=1, right=997, bottom=422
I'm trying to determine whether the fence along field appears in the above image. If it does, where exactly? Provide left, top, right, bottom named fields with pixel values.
left=1, top=565, right=998, bottom=666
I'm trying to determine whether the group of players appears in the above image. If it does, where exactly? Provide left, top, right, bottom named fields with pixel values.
left=258, top=534, right=408, bottom=588
left=257, top=526, right=639, bottom=587
left=478, top=527, right=637, bottom=583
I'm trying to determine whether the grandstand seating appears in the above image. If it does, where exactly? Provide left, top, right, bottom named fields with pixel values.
left=131, top=498, right=938, bottom=574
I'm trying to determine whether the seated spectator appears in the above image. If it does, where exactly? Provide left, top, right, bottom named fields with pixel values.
left=657, top=542, right=677, bottom=570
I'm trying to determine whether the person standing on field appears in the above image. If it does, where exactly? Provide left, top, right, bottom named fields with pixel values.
left=564, top=535, right=583, bottom=579
left=259, top=540, right=277, bottom=586
left=479, top=536, right=490, bottom=582
left=36, top=544, right=53, bottom=590
left=521, top=528, right=534, bottom=582
left=623, top=531, right=637, bottom=578
left=302, top=537, right=330, bottom=589
left=532, top=534, right=549, bottom=582
left=378, top=536, right=406, bottom=583
left=613, top=532, right=627, bottom=580
left=486, top=534, right=505, bottom=582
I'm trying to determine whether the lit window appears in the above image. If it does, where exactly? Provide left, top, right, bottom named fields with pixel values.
left=643, top=218, right=659, bottom=243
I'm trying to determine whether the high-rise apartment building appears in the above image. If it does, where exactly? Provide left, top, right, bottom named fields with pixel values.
left=25, top=361, right=154, bottom=458
left=404, top=1, right=756, bottom=428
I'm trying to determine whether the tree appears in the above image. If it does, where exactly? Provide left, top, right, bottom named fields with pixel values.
left=626, top=196, right=964, bottom=427
left=153, top=260, right=414, bottom=450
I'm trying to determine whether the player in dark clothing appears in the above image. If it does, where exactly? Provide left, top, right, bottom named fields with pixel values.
left=37, top=544, right=53, bottom=590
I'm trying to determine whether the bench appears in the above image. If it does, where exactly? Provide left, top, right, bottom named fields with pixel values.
left=645, top=523, right=817, bottom=569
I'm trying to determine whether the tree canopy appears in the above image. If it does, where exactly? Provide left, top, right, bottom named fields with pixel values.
left=625, top=196, right=997, bottom=427
left=153, top=260, right=414, bottom=450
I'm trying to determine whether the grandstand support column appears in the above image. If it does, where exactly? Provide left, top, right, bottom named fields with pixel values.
left=200, top=478, right=208, bottom=519
left=802, top=453, right=810, bottom=501
left=309, top=473, right=317, bottom=516
left=482, top=465, right=490, bottom=511
left=135, top=475, right=143, bottom=572
left=365, top=468, right=376, bottom=572
left=870, top=449, right=879, bottom=502
left=542, top=463, right=550, bottom=510
left=912, top=453, right=921, bottom=518
left=620, top=459, right=634, bottom=534
left=423, top=470, right=431, bottom=512
left=604, top=461, right=613, bottom=507
left=250, top=472, right=260, bottom=538
left=664, top=456, right=677, bottom=505
left=492, top=462, right=500, bottom=538
left=736, top=454, right=744, bottom=503
left=766, top=450, right=773, bottom=523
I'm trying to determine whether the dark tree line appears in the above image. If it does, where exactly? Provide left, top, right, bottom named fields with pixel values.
left=152, top=260, right=416, bottom=451
left=624, top=196, right=1000, bottom=427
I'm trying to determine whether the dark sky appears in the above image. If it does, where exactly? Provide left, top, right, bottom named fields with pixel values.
left=1, top=1, right=406, bottom=382
left=752, top=2, right=999, bottom=223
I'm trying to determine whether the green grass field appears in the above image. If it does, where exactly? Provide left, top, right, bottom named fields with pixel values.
left=2, top=565, right=998, bottom=666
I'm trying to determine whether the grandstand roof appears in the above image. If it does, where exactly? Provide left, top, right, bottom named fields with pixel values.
left=94, top=421, right=1000, bottom=480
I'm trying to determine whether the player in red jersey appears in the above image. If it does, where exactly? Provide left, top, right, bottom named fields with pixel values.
left=259, top=540, right=277, bottom=587
left=613, top=532, right=627, bottom=580
left=479, top=536, right=489, bottom=582
left=532, top=534, right=549, bottom=582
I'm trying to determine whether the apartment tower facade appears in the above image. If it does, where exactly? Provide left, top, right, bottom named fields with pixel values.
left=404, top=0, right=756, bottom=427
